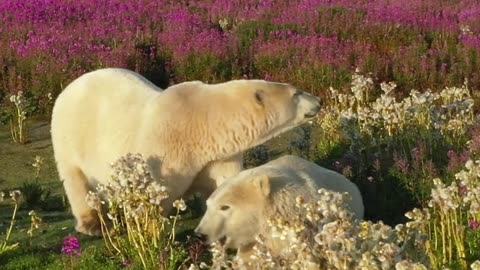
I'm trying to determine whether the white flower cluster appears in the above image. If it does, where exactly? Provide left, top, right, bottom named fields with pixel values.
left=32, top=155, right=44, bottom=178
left=192, top=165, right=480, bottom=269
left=402, top=158, right=480, bottom=269
left=472, top=260, right=480, bottom=270
left=84, top=153, right=186, bottom=269
left=325, top=71, right=474, bottom=145
left=242, top=189, right=428, bottom=270
left=0, top=190, right=22, bottom=203
left=413, top=159, right=480, bottom=220
left=457, top=160, right=480, bottom=217
left=27, top=210, right=42, bottom=237
left=218, top=18, right=229, bottom=31
left=9, top=91, right=27, bottom=121
left=429, top=178, right=461, bottom=213
left=9, top=190, right=22, bottom=203
left=86, top=153, right=169, bottom=219
left=31, top=155, right=44, bottom=169
left=351, top=68, right=374, bottom=103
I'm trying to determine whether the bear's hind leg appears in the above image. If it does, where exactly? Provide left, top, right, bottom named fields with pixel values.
left=59, top=164, right=102, bottom=236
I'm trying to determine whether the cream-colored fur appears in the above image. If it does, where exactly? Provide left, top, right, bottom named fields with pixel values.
left=50, top=68, right=321, bottom=236
left=195, top=155, right=364, bottom=265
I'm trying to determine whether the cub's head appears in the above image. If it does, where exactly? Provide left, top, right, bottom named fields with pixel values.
left=223, top=80, right=322, bottom=140
left=195, top=172, right=272, bottom=249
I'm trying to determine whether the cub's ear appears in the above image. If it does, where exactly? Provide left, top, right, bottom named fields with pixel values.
left=252, top=174, right=270, bottom=196
left=254, top=89, right=265, bottom=107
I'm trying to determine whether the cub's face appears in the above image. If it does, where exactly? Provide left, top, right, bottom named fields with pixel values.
left=195, top=173, right=271, bottom=249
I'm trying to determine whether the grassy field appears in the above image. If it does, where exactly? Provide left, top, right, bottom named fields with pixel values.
left=0, top=117, right=117, bottom=269
left=0, top=117, right=59, bottom=191
left=0, top=120, right=93, bottom=268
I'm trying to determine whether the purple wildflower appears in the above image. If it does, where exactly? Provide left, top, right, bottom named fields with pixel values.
left=447, top=149, right=471, bottom=174
left=393, top=153, right=409, bottom=175
left=469, top=220, right=480, bottom=230
left=458, top=184, right=468, bottom=197
left=0, top=0, right=480, bottom=101
left=61, top=235, right=81, bottom=256
left=122, top=259, right=132, bottom=267
left=186, top=236, right=208, bottom=265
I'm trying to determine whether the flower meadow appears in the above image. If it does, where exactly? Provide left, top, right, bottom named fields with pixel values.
left=1, top=0, right=480, bottom=113
left=1, top=0, right=480, bottom=269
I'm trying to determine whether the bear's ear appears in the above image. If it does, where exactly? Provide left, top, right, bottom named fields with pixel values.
left=254, top=89, right=265, bottom=107
left=253, top=174, right=270, bottom=196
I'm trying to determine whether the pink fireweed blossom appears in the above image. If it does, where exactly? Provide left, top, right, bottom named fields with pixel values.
left=61, top=235, right=81, bottom=256
left=469, top=220, right=479, bottom=230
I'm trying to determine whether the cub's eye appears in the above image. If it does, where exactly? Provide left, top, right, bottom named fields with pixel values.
left=220, top=205, right=230, bottom=211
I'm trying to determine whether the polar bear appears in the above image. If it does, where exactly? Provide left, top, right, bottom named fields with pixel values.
left=50, top=68, right=321, bottom=236
left=195, top=155, right=364, bottom=263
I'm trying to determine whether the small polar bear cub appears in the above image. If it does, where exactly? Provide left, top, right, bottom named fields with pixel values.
left=50, top=68, right=321, bottom=236
left=195, top=155, right=364, bottom=262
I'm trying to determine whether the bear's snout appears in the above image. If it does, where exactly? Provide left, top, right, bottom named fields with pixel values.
left=195, top=221, right=214, bottom=237
left=312, top=95, right=322, bottom=108
left=305, top=104, right=321, bottom=118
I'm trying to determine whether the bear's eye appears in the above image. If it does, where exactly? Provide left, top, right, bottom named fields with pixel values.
left=220, top=205, right=230, bottom=211
left=254, top=90, right=264, bottom=106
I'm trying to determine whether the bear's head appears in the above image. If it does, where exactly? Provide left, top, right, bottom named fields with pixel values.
left=245, top=80, right=320, bottom=123
left=218, top=80, right=322, bottom=144
left=195, top=171, right=272, bottom=249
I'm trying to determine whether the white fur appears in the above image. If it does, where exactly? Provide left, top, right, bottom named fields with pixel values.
left=195, top=155, right=364, bottom=263
left=50, top=68, right=321, bottom=235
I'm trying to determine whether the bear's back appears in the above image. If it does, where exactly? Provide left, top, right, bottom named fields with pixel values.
left=267, top=155, right=364, bottom=219
left=58, top=68, right=163, bottom=104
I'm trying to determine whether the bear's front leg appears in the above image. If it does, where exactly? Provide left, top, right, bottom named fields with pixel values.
left=59, top=165, right=102, bottom=236
left=186, top=153, right=244, bottom=198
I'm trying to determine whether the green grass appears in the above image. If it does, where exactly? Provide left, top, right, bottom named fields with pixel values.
left=0, top=116, right=60, bottom=192
left=0, top=205, right=109, bottom=269
left=0, top=205, right=200, bottom=269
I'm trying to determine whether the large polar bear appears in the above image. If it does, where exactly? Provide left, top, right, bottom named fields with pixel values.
left=50, top=68, right=321, bottom=236
left=195, top=155, right=364, bottom=263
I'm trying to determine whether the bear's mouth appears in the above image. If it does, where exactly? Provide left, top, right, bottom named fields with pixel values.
left=304, top=105, right=321, bottom=118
